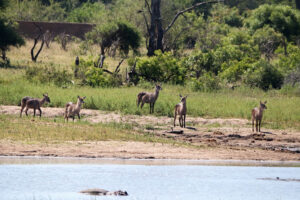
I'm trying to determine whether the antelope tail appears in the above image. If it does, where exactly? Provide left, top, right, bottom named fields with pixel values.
left=137, top=92, right=146, bottom=106
left=65, top=102, right=71, bottom=117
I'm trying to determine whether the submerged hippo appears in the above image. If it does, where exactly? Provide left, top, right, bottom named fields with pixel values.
left=80, top=188, right=128, bottom=196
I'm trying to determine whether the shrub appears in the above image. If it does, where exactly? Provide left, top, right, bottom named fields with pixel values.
left=242, top=60, right=284, bottom=90
left=76, top=58, right=122, bottom=88
left=276, top=44, right=300, bottom=73
left=284, top=64, right=300, bottom=87
left=191, top=72, right=221, bottom=92
left=136, top=50, right=185, bottom=84
left=25, top=66, right=72, bottom=87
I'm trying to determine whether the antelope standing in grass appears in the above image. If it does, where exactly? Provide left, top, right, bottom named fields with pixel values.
left=64, top=96, right=86, bottom=122
left=174, top=94, right=188, bottom=128
left=20, top=93, right=51, bottom=117
left=137, top=84, right=162, bottom=114
left=252, top=101, right=267, bottom=132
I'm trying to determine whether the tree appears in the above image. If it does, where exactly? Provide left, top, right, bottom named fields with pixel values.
left=141, top=0, right=223, bottom=56
left=246, top=4, right=300, bottom=41
left=0, top=0, right=24, bottom=61
left=253, top=26, right=284, bottom=61
left=87, top=21, right=141, bottom=72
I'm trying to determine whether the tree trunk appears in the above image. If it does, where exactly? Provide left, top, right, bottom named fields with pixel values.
left=296, top=0, right=300, bottom=10
left=147, top=0, right=164, bottom=56
left=31, top=36, right=45, bottom=62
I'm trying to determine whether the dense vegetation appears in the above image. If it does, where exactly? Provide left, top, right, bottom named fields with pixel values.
left=0, top=0, right=300, bottom=129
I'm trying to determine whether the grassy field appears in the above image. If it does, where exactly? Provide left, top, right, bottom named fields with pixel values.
left=1, top=40, right=300, bottom=130
left=0, top=114, right=180, bottom=145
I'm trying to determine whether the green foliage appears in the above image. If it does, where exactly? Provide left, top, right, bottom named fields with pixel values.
left=74, top=57, right=122, bottom=87
left=243, top=60, right=284, bottom=90
left=6, top=0, right=66, bottom=21
left=87, top=21, right=141, bottom=56
left=276, top=44, right=300, bottom=73
left=253, top=26, right=283, bottom=59
left=136, top=50, right=185, bottom=84
left=0, top=0, right=24, bottom=55
left=191, top=72, right=221, bottom=92
left=66, top=2, right=105, bottom=23
left=220, top=58, right=254, bottom=83
left=180, top=50, right=214, bottom=78
left=246, top=4, right=300, bottom=41
left=0, top=19, right=24, bottom=52
left=224, top=9, right=243, bottom=27
left=25, top=66, right=72, bottom=87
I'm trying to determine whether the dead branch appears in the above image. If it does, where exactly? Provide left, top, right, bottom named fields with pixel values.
left=114, top=59, right=124, bottom=73
left=144, top=0, right=152, bottom=15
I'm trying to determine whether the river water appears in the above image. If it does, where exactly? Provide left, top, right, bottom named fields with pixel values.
left=0, top=157, right=299, bottom=200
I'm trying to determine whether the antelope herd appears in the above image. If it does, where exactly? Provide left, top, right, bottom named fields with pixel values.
left=19, top=84, right=267, bottom=132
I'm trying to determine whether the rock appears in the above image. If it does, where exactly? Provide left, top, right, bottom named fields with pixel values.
left=80, top=188, right=128, bottom=196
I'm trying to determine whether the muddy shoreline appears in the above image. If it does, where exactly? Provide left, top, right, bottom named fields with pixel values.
left=1, top=156, right=300, bottom=167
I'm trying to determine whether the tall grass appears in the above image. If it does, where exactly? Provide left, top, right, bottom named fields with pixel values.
left=0, top=78, right=299, bottom=130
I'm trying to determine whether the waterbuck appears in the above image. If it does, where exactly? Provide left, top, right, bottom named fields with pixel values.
left=252, top=101, right=267, bottom=132
left=20, top=93, right=51, bottom=117
left=137, top=84, right=162, bottom=114
left=64, top=96, right=86, bottom=122
left=174, top=94, right=188, bottom=128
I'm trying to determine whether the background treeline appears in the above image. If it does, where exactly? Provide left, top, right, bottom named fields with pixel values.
left=1, top=0, right=300, bottom=92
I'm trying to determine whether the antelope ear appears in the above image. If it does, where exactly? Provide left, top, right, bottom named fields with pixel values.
left=83, top=96, right=86, bottom=99
left=185, top=95, right=188, bottom=98
left=264, top=101, right=267, bottom=104
left=179, top=94, right=182, bottom=98
left=77, top=95, right=80, bottom=98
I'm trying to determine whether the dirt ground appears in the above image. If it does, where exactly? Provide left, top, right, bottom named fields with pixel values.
left=0, top=105, right=300, bottom=161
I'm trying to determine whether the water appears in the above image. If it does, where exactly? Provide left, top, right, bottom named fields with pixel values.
left=0, top=158, right=300, bottom=200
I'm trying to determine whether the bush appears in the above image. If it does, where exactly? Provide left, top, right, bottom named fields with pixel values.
left=75, top=57, right=122, bottom=87
left=276, top=44, right=300, bottom=73
left=242, top=60, right=284, bottom=90
left=25, top=66, right=72, bottom=87
left=136, top=50, right=186, bottom=84
left=220, top=58, right=254, bottom=83
left=284, top=65, right=300, bottom=87
left=191, top=73, right=221, bottom=92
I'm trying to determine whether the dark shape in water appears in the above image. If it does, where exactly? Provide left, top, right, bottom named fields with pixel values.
left=80, top=188, right=128, bottom=196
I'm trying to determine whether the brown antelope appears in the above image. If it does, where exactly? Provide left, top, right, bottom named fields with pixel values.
left=137, top=84, right=162, bottom=114
left=64, top=96, right=86, bottom=122
left=20, top=93, right=51, bottom=117
left=252, top=101, right=267, bottom=132
left=174, top=94, right=188, bottom=128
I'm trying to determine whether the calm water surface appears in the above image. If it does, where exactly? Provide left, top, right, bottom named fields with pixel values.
left=0, top=157, right=299, bottom=200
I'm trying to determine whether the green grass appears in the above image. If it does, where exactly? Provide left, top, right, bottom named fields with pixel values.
left=0, top=77, right=300, bottom=130
left=0, top=114, right=178, bottom=145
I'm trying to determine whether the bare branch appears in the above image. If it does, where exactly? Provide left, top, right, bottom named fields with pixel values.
left=103, top=69, right=113, bottom=74
left=114, top=59, right=124, bottom=73
left=144, top=0, right=152, bottom=15
left=142, top=12, right=150, bottom=35
left=164, top=0, right=224, bottom=34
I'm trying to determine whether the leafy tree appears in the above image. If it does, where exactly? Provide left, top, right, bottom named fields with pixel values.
left=0, top=0, right=24, bottom=61
left=87, top=21, right=141, bottom=69
left=136, top=50, right=186, bottom=84
left=66, top=2, right=106, bottom=23
left=246, top=4, right=300, bottom=41
left=253, top=26, right=284, bottom=60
